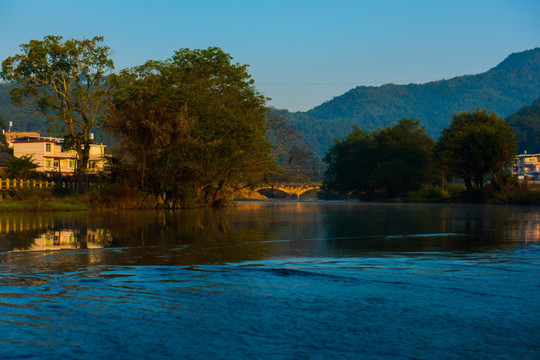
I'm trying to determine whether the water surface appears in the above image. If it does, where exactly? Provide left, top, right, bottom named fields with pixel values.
left=0, top=202, right=539, bottom=359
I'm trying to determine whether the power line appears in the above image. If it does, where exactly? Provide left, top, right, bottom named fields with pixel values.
left=257, top=78, right=440, bottom=86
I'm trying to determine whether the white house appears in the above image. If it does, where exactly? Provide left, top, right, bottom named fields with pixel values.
left=12, top=136, right=106, bottom=174
left=514, top=152, right=540, bottom=180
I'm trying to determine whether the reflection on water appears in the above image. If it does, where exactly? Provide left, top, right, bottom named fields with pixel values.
left=0, top=214, right=112, bottom=252
left=0, top=202, right=539, bottom=261
left=0, top=202, right=539, bottom=359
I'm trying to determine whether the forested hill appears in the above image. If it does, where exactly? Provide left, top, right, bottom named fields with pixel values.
left=506, top=97, right=540, bottom=154
left=0, top=82, right=107, bottom=143
left=0, top=83, right=49, bottom=133
left=284, top=47, right=540, bottom=156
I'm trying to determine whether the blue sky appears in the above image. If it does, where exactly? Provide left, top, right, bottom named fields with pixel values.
left=1, top=0, right=539, bottom=111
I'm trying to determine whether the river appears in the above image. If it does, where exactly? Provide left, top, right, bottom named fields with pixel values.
left=0, top=201, right=539, bottom=359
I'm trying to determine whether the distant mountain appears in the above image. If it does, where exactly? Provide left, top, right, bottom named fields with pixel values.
left=506, top=97, right=540, bottom=154
left=0, top=83, right=108, bottom=143
left=0, top=83, right=50, bottom=133
left=283, top=47, right=540, bottom=156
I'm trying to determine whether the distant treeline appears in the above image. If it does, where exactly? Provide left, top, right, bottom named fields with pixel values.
left=322, top=109, right=525, bottom=204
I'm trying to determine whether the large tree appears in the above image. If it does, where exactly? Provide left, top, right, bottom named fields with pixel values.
left=505, top=97, right=540, bottom=154
left=322, top=126, right=375, bottom=198
left=1, top=35, right=114, bottom=190
left=0, top=115, right=8, bottom=152
left=107, top=47, right=275, bottom=207
left=323, top=119, right=435, bottom=199
left=369, top=119, right=436, bottom=196
left=437, top=109, right=517, bottom=190
left=266, top=110, right=322, bottom=182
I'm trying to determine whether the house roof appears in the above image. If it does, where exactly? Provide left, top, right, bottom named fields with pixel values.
left=12, top=138, right=59, bottom=144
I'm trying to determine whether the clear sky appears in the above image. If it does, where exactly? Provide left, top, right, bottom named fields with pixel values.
left=0, top=0, right=539, bottom=111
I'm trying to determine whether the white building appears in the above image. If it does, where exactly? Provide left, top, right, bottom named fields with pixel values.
left=12, top=136, right=106, bottom=174
left=514, top=152, right=540, bottom=180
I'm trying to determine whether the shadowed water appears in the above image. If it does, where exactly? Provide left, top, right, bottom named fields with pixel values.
left=0, top=202, right=539, bottom=359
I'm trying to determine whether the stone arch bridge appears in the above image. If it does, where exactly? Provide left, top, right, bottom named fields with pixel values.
left=255, top=183, right=321, bottom=199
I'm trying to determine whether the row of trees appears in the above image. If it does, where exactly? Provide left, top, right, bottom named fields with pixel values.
left=0, top=35, right=520, bottom=205
left=323, top=109, right=517, bottom=199
left=0, top=35, right=293, bottom=206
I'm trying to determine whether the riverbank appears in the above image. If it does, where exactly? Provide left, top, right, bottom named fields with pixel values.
left=1, top=183, right=539, bottom=212
left=0, top=199, right=90, bottom=212
left=0, top=188, right=91, bottom=211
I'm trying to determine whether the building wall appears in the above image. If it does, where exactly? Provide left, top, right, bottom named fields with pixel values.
left=515, top=153, right=540, bottom=179
left=13, top=141, right=49, bottom=170
left=13, top=140, right=106, bottom=174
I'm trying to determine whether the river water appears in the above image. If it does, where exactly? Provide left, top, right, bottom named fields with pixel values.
left=0, top=201, right=539, bottom=359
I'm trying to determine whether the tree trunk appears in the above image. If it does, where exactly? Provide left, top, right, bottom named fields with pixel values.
left=76, top=145, right=91, bottom=193
left=490, top=170, right=500, bottom=190
left=464, top=177, right=472, bottom=191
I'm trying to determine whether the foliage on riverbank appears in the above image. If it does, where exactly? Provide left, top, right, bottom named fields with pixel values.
left=323, top=110, right=518, bottom=201
left=1, top=182, right=540, bottom=212
left=0, top=188, right=90, bottom=211
left=374, top=180, right=540, bottom=205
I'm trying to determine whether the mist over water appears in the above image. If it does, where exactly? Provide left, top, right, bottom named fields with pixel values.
left=0, top=202, right=539, bottom=359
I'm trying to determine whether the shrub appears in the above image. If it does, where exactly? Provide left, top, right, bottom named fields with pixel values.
left=407, top=186, right=451, bottom=202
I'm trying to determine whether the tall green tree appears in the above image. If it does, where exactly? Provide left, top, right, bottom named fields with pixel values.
left=323, top=119, right=435, bottom=199
left=107, top=47, right=275, bottom=207
left=0, top=115, right=8, bottom=152
left=322, top=126, right=375, bottom=198
left=437, top=109, right=517, bottom=190
left=369, top=119, right=436, bottom=196
left=266, top=110, right=322, bottom=182
left=1, top=35, right=114, bottom=190
left=506, top=97, right=540, bottom=154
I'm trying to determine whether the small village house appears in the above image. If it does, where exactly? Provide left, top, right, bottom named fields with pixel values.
left=10, top=134, right=106, bottom=174
left=514, top=151, right=540, bottom=180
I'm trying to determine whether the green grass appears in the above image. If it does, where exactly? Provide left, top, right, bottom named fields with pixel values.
left=0, top=198, right=90, bottom=212
left=43, top=201, right=90, bottom=211
left=0, top=200, right=34, bottom=212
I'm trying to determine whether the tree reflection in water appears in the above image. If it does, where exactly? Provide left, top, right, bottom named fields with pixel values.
left=0, top=202, right=539, bottom=268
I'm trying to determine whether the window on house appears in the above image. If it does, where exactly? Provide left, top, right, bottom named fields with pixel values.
left=46, top=143, right=51, bottom=152
left=45, top=159, right=51, bottom=167
left=69, top=159, right=75, bottom=168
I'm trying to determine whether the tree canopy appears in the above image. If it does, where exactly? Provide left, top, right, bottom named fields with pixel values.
left=107, top=47, right=276, bottom=207
left=1, top=35, right=114, bottom=190
left=5, top=155, right=38, bottom=180
left=505, top=97, right=540, bottom=154
left=437, top=109, right=517, bottom=190
left=266, top=110, right=322, bottom=182
left=323, top=119, right=435, bottom=199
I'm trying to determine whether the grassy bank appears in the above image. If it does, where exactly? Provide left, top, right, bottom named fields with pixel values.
left=0, top=187, right=91, bottom=212
left=0, top=199, right=90, bottom=212
left=1, top=182, right=540, bottom=212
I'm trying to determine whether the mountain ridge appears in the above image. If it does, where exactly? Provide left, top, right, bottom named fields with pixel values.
left=284, top=47, right=540, bottom=155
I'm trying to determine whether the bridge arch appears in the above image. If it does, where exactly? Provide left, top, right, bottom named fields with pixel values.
left=255, top=183, right=321, bottom=199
